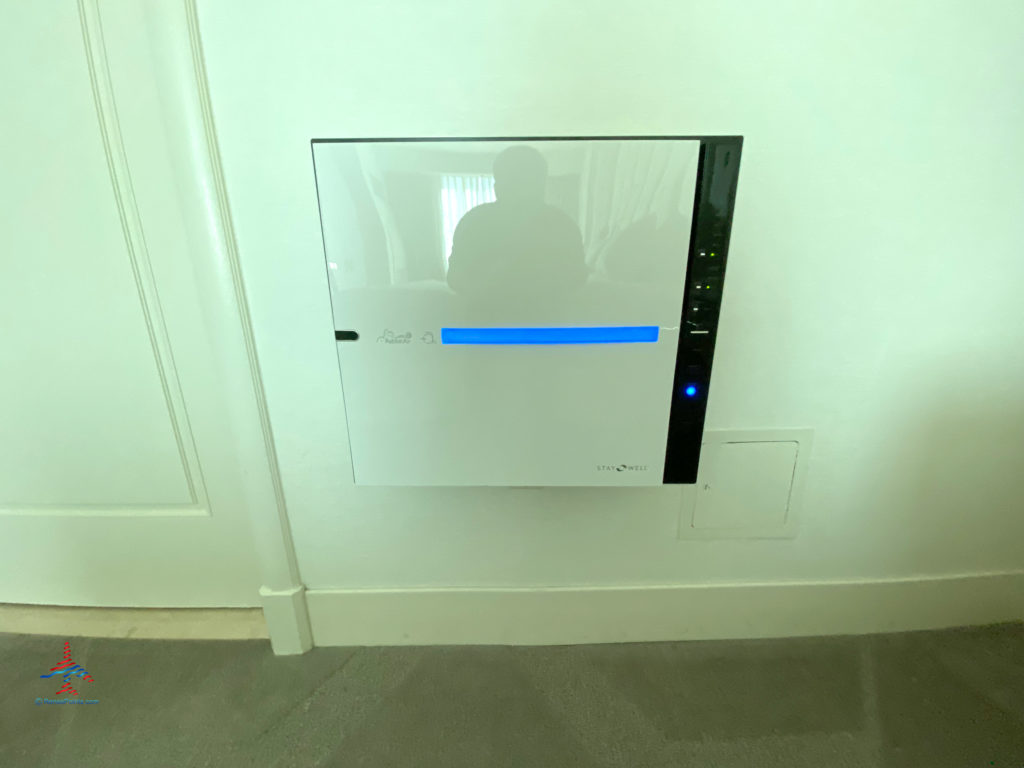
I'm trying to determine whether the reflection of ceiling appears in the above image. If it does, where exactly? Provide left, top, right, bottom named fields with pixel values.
left=366, top=141, right=590, bottom=176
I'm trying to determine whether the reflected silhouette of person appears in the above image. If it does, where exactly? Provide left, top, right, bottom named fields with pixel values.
left=446, top=146, right=587, bottom=300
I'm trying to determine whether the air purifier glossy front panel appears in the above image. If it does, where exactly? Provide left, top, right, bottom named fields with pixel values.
left=313, top=138, right=701, bottom=485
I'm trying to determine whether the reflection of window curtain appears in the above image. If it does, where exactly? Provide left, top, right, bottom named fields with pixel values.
left=355, top=147, right=408, bottom=284
left=578, top=144, right=696, bottom=271
left=440, top=174, right=495, bottom=265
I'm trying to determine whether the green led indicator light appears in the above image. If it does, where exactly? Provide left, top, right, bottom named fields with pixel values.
left=710, top=252, right=716, bottom=257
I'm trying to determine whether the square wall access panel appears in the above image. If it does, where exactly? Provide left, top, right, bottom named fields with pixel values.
left=312, top=137, right=742, bottom=486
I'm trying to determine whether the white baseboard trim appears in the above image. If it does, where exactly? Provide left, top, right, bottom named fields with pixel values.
left=0, top=604, right=268, bottom=640
left=259, top=585, right=313, bottom=655
left=306, top=571, right=1024, bottom=646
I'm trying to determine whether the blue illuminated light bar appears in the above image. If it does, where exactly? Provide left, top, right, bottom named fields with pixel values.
left=440, top=326, right=659, bottom=345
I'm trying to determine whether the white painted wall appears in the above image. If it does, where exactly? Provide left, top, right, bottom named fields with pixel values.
left=197, top=1, right=1024, bottom=600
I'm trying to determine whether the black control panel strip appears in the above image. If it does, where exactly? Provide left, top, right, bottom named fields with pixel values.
left=663, top=137, right=743, bottom=484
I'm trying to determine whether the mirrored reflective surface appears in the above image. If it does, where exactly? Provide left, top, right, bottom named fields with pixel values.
left=312, top=138, right=701, bottom=485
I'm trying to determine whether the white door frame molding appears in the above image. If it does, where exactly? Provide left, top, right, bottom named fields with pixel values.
left=87, top=0, right=310, bottom=653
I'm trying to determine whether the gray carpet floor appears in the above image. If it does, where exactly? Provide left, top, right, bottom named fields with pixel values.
left=1, top=623, right=1022, bottom=767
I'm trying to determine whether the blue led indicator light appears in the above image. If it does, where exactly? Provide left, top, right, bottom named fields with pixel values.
left=441, top=326, right=659, bottom=345
left=684, top=385, right=698, bottom=397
